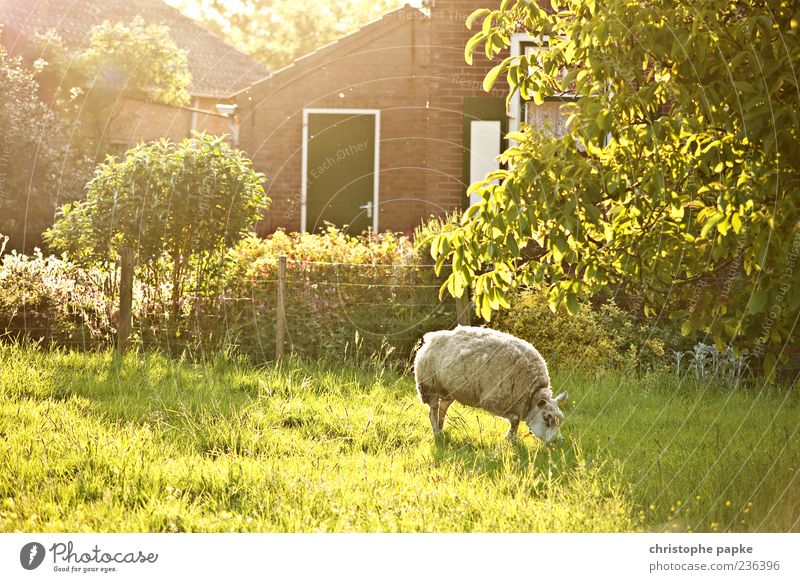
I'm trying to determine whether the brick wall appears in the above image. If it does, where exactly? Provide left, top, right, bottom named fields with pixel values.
left=236, top=2, right=512, bottom=235
left=424, top=0, right=511, bottom=220
left=237, top=12, right=430, bottom=235
left=110, top=96, right=230, bottom=148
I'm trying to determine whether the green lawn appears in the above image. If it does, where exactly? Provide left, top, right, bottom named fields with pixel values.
left=0, top=346, right=798, bottom=532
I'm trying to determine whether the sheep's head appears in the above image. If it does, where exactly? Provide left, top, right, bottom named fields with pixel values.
left=525, top=391, right=568, bottom=444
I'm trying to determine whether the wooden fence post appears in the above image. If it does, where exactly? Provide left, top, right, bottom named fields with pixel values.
left=275, top=255, right=287, bottom=360
left=117, top=247, right=134, bottom=353
left=455, top=294, right=471, bottom=327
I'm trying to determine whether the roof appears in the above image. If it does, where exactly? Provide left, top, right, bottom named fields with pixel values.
left=236, top=4, right=426, bottom=97
left=0, top=0, right=269, bottom=97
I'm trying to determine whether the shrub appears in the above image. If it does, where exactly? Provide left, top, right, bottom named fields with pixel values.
left=670, top=343, right=751, bottom=383
left=1, top=229, right=457, bottom=364
left=219, top=228, right=455, bottom=363
left=0, top=246, right=113, bottom=347
left=45, top=133, right=268, bottom=320
left=491, top=289, right=668, bottom=372
left=412, top=211, right=461, bottom=265
left=0, top=44, right=91, bottom=252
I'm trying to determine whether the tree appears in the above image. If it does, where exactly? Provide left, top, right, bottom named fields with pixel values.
left=45, top=133, right=269, bottom=317
left=0, top=41, right=91, bottom=252
left=167, top=0, right=402, bottom=70
left=432, top=0, right=800, bottom=372
left=36, top=17, right=191, bottom=153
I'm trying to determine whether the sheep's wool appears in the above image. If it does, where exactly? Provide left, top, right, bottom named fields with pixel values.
left=414, top=325, right=551, bottom=419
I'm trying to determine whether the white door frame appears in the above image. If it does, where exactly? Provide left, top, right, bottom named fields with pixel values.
left=301, top=108, right=381, bottom=233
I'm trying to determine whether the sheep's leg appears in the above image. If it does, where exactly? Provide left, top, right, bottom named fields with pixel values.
left=428, top=397, right=442, bottom=437
left=437, top=399, right=453, bottom=431
left=506, top=415, right=520, bottom=441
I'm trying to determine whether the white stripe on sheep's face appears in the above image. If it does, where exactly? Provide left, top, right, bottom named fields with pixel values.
left=525, top=391, right=568, bottom=444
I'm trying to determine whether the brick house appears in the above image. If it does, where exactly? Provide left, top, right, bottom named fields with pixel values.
left=0, top=0, right=269, bottom=148
left=235, top=0, right=558, bottom=235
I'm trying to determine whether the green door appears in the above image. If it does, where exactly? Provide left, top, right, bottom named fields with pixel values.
left=306, top=112, right=376, bottom=233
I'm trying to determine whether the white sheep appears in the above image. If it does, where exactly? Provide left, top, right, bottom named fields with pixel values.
left=414, top=326, right=567, bottom=443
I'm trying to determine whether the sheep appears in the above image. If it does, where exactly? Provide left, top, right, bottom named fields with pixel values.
left=414, top=325, right=567, bottom=443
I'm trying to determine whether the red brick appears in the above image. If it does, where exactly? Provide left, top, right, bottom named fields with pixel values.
left=237, top=3, right=509, bottom=235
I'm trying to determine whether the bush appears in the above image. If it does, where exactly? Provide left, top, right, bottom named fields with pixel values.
left=491, top=289, right=669, bottom=372
left=670, top=342, right=750, bottom=383
left=1, top=229, right=457, bottom=365
left=0, top=44, right=91, bottom=252
left=45, top=133, right=268, bottom=321
left=412, top=211, right=461, bottom=265
left=0, top=246, right=113, bottom=347
left=219, top=228, right=455, bottom=363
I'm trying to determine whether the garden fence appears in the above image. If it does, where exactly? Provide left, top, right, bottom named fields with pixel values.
left=6, top=253, right=798, bottom=382
left=109, top=255, right=470, bottom=365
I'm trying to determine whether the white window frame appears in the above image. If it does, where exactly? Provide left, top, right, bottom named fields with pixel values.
left=509, top=32, right=539, bottom=135
left=301, top=108, right=381, bottom=233
left=509, top=33, right=596, bottom=148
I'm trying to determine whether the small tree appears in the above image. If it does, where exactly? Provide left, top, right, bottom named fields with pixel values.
left=36, top=17, right=191, bottom=153
left=0, top=41, right=91, bottom=252
left=45, top=133, right=269, bottom=317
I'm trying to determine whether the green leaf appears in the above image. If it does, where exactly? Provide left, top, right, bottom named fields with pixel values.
left=483, top=63, right=505, bottom=92
left=584, top=203, right=601, bottom=223
left=596, top=109, right=611, bottom=132
left=466, top=8, right=490, bottom=30
left=547, top=288, right=559, bottom=313
left=748, top=288, right=768, bottom=314
left=479, top=293, right=493, bottom=321
left=731, top=212, right=742, bottom=234
left=506, top=233, right=520, bottom=256
left=438, top=279, right=449, bottom=300
left=551, top=233, right=568, bottom=262
left=481, top=12, right=493, bottom=35
left=565, top=293, right=580, bottom=315
left=464, top=34, right=483, bottom=65
left=700, top=213, right=723, bottom=239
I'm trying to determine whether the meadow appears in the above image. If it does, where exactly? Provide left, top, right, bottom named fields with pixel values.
left=0, top=345, right=798, bottom=532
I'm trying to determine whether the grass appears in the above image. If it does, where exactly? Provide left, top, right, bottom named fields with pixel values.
left=0, top=345, right=798, bottom=532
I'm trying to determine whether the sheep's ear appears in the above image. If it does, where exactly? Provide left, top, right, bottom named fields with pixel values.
left=554, top=391, right=568, bottom=404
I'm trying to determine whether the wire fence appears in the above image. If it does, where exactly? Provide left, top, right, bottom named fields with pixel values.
left=139, top=259, right=467, bottom=364
left=3, top=255, right=798, bottom=381
left=0, top=258, right=467, bottom=366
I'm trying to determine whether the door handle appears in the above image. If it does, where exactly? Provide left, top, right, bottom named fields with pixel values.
left=359, top=201, right=373, bottom=219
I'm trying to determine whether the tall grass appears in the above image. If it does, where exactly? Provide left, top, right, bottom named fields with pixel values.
left=0, top=346, right=797, bottom=532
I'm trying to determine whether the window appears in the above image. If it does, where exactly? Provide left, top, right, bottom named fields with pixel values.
left=519, top=39, right=575, bottom=138
left=509, top=34, right=578, bottom=137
